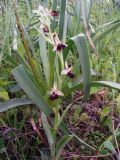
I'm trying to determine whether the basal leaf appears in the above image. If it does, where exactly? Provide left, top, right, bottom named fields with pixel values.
left=0, top=98, right=32, bottom=112
left=41, top=112, right=55, bottom=159
left=59, top=0, right=67, bottom=42
left=71, top=34, right=91, bottom=101
left=103, top=140, right=115, bottom=152
left=12, top=65, right=52, bottom=115
left=56, top=135, right=73, bottom=159
left=92, top=81, right=120, bottom=90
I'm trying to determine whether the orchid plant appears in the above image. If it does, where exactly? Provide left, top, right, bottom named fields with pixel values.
left=1, top=0, right=120, bottom=159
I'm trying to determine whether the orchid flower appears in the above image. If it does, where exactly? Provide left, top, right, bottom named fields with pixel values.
left=61, top=62, right=75, bottom=79
left=52, top=33, right=67, bottom=52
left=49, top=83, right=64, bottom=100
left=33, top=5, right=58, bottom=18
left=40, top=24, right=49, bottom=34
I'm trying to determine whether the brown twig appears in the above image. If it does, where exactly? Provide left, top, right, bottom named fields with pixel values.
left=30, top=118, right=46, bottom=145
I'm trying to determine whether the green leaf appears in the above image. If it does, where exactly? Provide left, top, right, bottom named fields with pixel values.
left=103, top=140, right=115, bottom=152
left=40, top=0, right=48, bottom=7
left=55, top=104, right=71, bottom=130
left=41, top=112, right=55, bottom=159
left=60, top=122, right=95, bottom=150
left=67, top=81, right=120, bottom=96
left=40, top=149, right=50, bottom=160
left=0, top=79, right=11, bottom=86
left=100, top=106, right=110, bottom=121
left=51, top=0, right=58, bottom=32
left=81, top=0, right=92, bottom=23
left=93, top=20, right=120, bottom=44
left=52, top=0, right=57, bottom=10
left=56, top=135, right=73, bottom=160
left=6, top=53, right=18, bottom=67
left=92, top=81, right=120, bottom=90
left=63, top=39, right=73, bottom=60
left=9, top=84, right=21, bottom=93
left=39, top=35, right=50, bottom=86
left=58, top=0, right=67, bottom=42
left=94, top=19, right=120, bottom=35
left=74, top=0, right=81, bottom=21
left=71, top=34, right=91, bottom=101
left=100, top=149, right=109, bottom=155
left=0, top=88, right=9, bottom=101
left=0, top=98, right=32, bottom=112
left=116, top=95, right=120, bottom=114
left=12, top=65, right=52, bottom=115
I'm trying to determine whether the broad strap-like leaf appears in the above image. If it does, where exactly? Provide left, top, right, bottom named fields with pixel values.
left=81, top=0, right=96, bottom=53
left=66, top=80, right=120, bottom=96
left=103, top=140, right=115, bottom=152
left=74, top=0, right=81, bottom=21
left=63, top=34, right=91, bottom=101
left=56, top=135, right=73, bottom=160
left=0, top=98, right=32, bottom=112
left=71, top=34, right=91, bottom=101
left=58, top=0, right=67, bottom=42
left=81, top=0, right=92, bottom=24
left=12, top=65, right=52, bottom=115
left=39, top=35, right=50, bottom=86
left=51, top=0, right=58, bottom=32
left=92, top=81, right=120, bottom=90
left=40, top=0, right=48, bottom=7
left=9, top=84, right=21, bottom=93
left=41, top=112, right=55, bottom=159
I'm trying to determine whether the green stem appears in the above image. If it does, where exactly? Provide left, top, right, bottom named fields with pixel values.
left=58, top=52, right=64, bottom=71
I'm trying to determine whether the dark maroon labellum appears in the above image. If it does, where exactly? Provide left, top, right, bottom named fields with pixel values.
left=50, top=10, right=58, bottom=17
left=50, top=113, right=55, bottom=118
left=49, top=92, right=59, bottom=100
left=43, top=26, right=49, bottom=33
left=57, top=43, right=66, bottom=51
left=67, top=72, right=75, bottom=79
